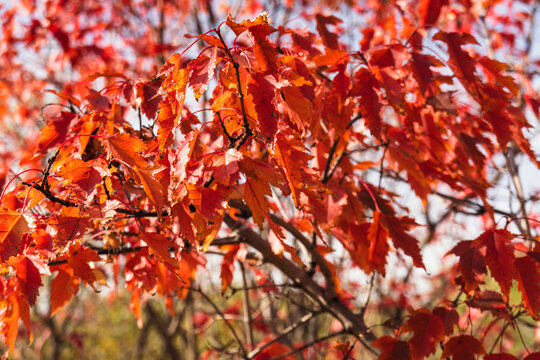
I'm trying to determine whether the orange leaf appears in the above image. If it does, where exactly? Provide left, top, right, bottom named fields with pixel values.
left=107, top=133, right=148, bottom=168
left=0, top=211, right=28, bottom=262
left=141, top=233, right=177, bottom=267
left=67, top=244, right=101, bottom=284
left=50, top=266, right=79, bottom=316
left=243, top=178, right=270, bottom=228
left=0, top=292, right=19, bottom=352
left=135, top=166, right=166, bottom=213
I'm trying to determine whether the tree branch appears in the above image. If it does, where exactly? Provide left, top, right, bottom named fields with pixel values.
left=224, top=215, right=378, bottom=350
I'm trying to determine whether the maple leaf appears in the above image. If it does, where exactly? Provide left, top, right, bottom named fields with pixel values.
left=381, top=214, right=425, bottom=269
left=433, top=31, right=478, bottom=83
left=515, top=255, right=540, bottom=318
left=352, top=68, right=382, bottom=139
left=448, top=240, right=486, bottom=294
left=67, top=244, right=102, bottom=284
left=247, top=24, right=278, bottom=72
left=156, top=93, right=180, bottom=155
left=401, top=308, right=445, bottom=360
left=8, top=255, right=43, bottom=305
left=220, top=244, right=241, bottom=292
left=373, top=336, right=411, bottom=360
left=242, top=179, right=270, bottom=228
left=472, top=229, right=516, bottom=299
left=85, top=89, right=111, bottom=112
left=189, top=47, right=218, bottom=100
left=51, top=214, right=91, bottom=245
left=433, top=306, right=459, bottom=336
left=37, top=111, right=76, bottom=153
left=57, top=160, right=102, bottom=202
left=0, top=292, right=20, bottom=352
left=274, top=129, right=315, bottom=208
left=281, top=86, right=313, bottom=133
left=142, top=233, right=177, bottom=267
left=315, top=13, right=341, bottom=49
left=466, top=290, right=511, bottom=320
left=107, top=133, right=148, bottom=169
left=49, top=265, right=80, bottom=316
left=171, top=202, right=197, bottom=246
left=135, top=78, right=163, bottom=120
left=484, top=354, right=520, bottom=360
left=0, top=211, right=28, bottom=262
left=135, top=165, right=166, bottom=214
left=248, top=72, right=279, bottom=141
left=441, top=335, right=485, bottom=360
left=367, top=211, right=389, bottom=275
left=419, top=0, right=448, bottom=25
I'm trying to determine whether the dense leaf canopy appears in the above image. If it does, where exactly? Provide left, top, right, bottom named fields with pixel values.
left=0, top=0, right=539, bottom=358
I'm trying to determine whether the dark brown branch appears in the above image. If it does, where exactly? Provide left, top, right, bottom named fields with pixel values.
left=216, top=28, right=252, bottom=150
left=247, top=311, right=321, bottom=359
left=23, top=181, right=171, bottom=218
left=266, top=330, right=348, bottom=360
left=48, top=246, right=145, bottom=266
left=268, top=214, right=336, bottom=298
left=224, top=215, right=378, bottom=350
left=193, top=287, right=249, bottom=359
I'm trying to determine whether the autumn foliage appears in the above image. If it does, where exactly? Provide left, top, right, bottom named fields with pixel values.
left=1, top=0, right=540, bottom=358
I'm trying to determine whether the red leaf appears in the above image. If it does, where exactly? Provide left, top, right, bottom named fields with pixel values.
left=0, top=211, right=28, bottom=262
left=515, top=255, right=540, bottom=318
left=419, top=0, right=448, bottom=25
left=448, top=240, right=486, bottom=294
left=368, top=211, right=389, bottom=275
left=472, top=229, right=515, bottom=299
left=484, top=354, right=520, bottom=360
left=156, top=93, right=180, bottom=155
left=281, top=86, right=313, bottom=133
left=248, top=72, right=279, bottom=141
left=352, top=68, right=382, bottom=139
left=466, top=290, right=511, bottom=320
left=381, top=214, right=425, bottom=269
left=243, top=178, right=270, bottom=228
left=315, top=13, right=341, bottom=49
left=402, top=308, right=445, bottom=360
left=135, top=78, right=162, bottom=120
left=85, top=89, right=111, bottom=112
left=433, top=306, right=459, bottom=336
left=37, top=111, right=75, bottom=153
left=373, top=336, right=411, bottom=360
left=8, top=255, right=42, bottom=305
left=441, top=335, right=485, bottom=360
left=433, top=31, right=478, bottom=83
